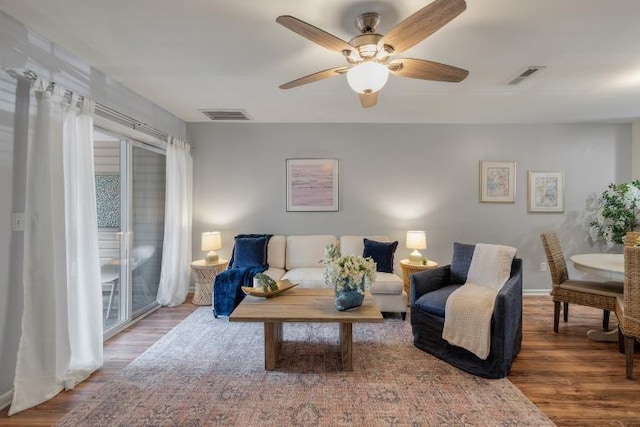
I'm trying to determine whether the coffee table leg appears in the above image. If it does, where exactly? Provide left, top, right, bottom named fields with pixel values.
left=339, top=322, right=353, bottom=371
left=264, top=321, right=283, bottom=370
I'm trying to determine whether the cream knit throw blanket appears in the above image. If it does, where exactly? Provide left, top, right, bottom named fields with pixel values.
left=442, top=244, right=517, bottom=360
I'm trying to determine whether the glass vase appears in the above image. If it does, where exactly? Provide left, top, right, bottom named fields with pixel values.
left=334, top=276, right=365, bottom=311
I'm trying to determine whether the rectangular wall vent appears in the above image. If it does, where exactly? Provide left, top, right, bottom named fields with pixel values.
left=506, top=66, right=546, bottom=85
left=200, top=109, right=251, bottom=121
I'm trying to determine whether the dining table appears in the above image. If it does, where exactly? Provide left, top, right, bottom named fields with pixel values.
left=569, top=253, right=623, bottom=342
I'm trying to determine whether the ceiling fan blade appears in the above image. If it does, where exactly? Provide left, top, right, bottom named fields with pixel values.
left=388, top=58, right=468, bottom=82
left=359, top=91, right=378, bottom=108
left=279, top=66, right=349, bottom=89
left=276, top=15, right=355, bottom=55
left=378, top=0, right=466, bottom=54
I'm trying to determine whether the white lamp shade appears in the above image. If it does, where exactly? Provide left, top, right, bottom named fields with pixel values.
left=347, top=62, right=389, bottom=94
left=201, top=232, right=222, bottom=251
left=406, top=231, right=427, bottom=250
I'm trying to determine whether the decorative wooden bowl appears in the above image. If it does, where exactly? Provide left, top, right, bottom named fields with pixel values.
left=241, top=279, right=298, bottom=298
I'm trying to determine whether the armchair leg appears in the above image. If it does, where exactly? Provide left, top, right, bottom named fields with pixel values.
left=554, top=301, right=561, bottom=332
left=603, top=310, right=610, bottom=330
left=625, top=335, right=635, bottom=379
left=563, top=302, right=569, bottom=322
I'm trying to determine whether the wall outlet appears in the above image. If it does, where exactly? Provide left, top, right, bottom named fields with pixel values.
left=540, top=262, right=548, bottom=272
left=12, top=213, right=25, bottom=231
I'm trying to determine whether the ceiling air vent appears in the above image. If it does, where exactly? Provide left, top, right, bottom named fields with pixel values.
left=201, top=109, right=250, bottom=121
left=505, top=66, right=546, bottom=85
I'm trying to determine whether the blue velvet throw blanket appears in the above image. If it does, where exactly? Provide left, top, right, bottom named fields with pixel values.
left=212, top=234, right=272, bottom=317
left=213, top=265, right=266, bottom=317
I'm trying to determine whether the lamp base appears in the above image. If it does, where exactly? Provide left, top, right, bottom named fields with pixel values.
left=409, top=250, right=423, bottom=265
left=205, top=251, right=219, bottom=264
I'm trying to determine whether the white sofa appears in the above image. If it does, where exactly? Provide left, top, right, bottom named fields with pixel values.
left=258, top=235, right=407, bottom=318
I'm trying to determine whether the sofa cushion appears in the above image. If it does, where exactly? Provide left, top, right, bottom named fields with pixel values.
left=281, top=268, right=326, bottom=288
left=363, top=238, right=398, bottom=273
left=339, top=235, right=389, bottom=256
left=286, top=235, right=338, bottom=270
left=267, top=235, right=286, bottom=269
left=231, top=236, right=269, bottom=269
left=369, top=272, right=403, bottom=294
left=451, top=242, right=475, bottom=285
left=415, top=284, right=461, bottom=317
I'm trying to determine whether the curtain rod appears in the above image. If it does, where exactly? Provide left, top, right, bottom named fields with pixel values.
left=22, top=69, right=171, bottom=143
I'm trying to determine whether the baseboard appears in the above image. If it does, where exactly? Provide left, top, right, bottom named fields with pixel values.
left=523, top=289, right=551, bottom=296
left=0, top=389, right=13, bottom=411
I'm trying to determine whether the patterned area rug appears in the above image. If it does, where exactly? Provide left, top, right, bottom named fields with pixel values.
left=57, top=307, right=554, bottom=426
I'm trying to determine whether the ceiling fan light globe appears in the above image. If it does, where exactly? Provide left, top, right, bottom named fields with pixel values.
left=347, top=62, right=389, bottom=94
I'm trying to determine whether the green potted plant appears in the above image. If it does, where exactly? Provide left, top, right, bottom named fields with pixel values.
left=589, top=180, right=640, bottom=247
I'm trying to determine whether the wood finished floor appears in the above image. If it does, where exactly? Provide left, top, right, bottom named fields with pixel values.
left=1, top=295, right=639, bottom=426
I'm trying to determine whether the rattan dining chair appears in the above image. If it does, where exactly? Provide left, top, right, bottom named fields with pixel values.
left=540, top=232, right=623, bottom=332
left=617, top=233, right=640, bottom=379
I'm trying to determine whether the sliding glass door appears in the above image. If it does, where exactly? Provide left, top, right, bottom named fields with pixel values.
left=94, top=129, right=166, bottom=333
left=130, top=145, right=165, bottom=316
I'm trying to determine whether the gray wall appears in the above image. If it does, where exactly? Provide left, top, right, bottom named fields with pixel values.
left=0, top=11, right=186, bottom=405
left=189, top=122, right=631, bottom=291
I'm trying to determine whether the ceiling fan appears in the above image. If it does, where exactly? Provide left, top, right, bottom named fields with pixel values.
left=276, top=0, right=469, bottom=108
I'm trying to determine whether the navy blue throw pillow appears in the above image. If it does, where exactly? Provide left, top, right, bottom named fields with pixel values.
left=231, top=236, right=268, bottom=269
left=450, top=242, right=475, bottom=284
left=363, top=238, right=398, bottom=273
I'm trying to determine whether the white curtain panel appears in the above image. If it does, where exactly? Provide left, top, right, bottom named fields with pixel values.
left=156, top=137, right=193, bottom=306
left=10, top=84, right=102, bottom=415
left=62, top=96, right=103, bottom=382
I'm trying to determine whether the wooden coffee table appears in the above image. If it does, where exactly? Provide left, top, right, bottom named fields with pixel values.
left=229, top=287, right=383, bottom=371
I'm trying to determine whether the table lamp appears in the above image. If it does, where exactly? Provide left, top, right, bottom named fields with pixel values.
left=202, top=231, right=222, bottom=264
left=406, top=230, right=427, bottom=265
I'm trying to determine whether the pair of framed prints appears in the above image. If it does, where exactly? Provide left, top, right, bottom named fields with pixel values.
left=480, top=160, right=564, bottom=213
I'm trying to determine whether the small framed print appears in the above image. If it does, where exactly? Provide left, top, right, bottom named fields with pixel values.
left=480, top=160, right=516, bottom=203
left=286, top=158, right=339, bottom=212
left=528, top=171, right=564, bottom=213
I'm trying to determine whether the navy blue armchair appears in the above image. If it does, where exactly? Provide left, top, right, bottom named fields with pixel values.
left=410, top=243, right=523, bottom=378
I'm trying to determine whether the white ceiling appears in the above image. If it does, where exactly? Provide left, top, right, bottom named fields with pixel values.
left=3, top=0, right=640, bottom=124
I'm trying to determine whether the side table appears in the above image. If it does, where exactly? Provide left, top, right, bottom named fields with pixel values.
left=190, top=259, right=228, bottom=305
left=400, top=258, right=439, bottom=304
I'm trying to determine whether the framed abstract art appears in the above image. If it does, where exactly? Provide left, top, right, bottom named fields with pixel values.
left=286, top=158, right=339, bottom=212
